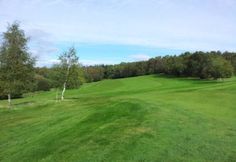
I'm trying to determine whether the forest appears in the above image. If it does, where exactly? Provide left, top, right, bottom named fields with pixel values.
left=1, top=23, right=236, bottom=100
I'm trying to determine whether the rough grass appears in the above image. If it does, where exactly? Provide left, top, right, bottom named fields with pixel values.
left=0, top=75, right=236, bottom=162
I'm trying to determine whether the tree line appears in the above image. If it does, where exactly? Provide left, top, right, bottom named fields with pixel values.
left=1, top=22, right=236, bottom=107
left=83, top=51, right=235, bottom=81
left=34, top=51, right=236, bottom=91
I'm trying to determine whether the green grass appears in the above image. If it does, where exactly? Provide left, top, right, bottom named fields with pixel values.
left=0, top=75, right=236, bottom=162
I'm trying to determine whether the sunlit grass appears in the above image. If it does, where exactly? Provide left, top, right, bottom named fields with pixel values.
left=0, top=75, right=236, bottom=161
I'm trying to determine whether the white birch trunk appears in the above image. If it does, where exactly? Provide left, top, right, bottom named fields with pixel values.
left=8, top=93, right=11, bottom=109
left=61, top=82, right=66, bottom=100
left=61, top=64, right=71, bottom=101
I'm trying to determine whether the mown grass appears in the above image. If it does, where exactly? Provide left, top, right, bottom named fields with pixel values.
left=0, top=75, right=236, bottom=162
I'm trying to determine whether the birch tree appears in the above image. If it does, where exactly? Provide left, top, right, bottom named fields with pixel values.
left=58, top=47, right=79, bottom=100
left=0, top=22, right=35, bottom=108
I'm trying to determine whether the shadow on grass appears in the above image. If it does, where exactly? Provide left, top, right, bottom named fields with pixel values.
left=13, top=101, right=35, bottom=106
left=151, top=74, right=228, bottom=84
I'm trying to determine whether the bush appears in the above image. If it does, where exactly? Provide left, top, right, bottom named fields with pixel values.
left=35, top=75, right=51, bottom=91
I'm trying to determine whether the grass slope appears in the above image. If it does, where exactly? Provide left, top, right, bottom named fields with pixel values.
left=0, top=75, right=236, bottom=162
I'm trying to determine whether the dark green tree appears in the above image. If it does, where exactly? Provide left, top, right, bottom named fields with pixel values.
left=0, top=22, right=35, bottom=108
left=84, top=65, right=105, bottom=82
left=34, top=74, right=51, bottom=91
left=207, top=56, right=233, bottom=79
left=223, top=52, right=236, bottom=74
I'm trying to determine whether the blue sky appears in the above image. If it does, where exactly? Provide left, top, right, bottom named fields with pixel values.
left=56, top=43, right=185, bottom=65
left=0, top=0, right=236, bottom=66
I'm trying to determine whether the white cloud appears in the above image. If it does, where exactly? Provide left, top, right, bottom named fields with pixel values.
left=36, top=59, right=60, bottom=67
left=129, top=54, right=150, bottom=61
left=1, top=0, right=235, bottom=51
left=25, top=28, right=59, bottom=66
left=0, top=0, right=236, bottom=66
left=80, top=59, right=116, bottom=66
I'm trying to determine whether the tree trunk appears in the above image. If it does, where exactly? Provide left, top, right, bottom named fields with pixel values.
left=61, top=82, right=66, bottom=100
left=8, top=93, right=11, bottom=109
left=61, top=64, right=71, bottom=101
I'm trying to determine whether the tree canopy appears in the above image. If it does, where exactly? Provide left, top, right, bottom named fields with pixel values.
left=0, top=22, right=35, bottom=103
